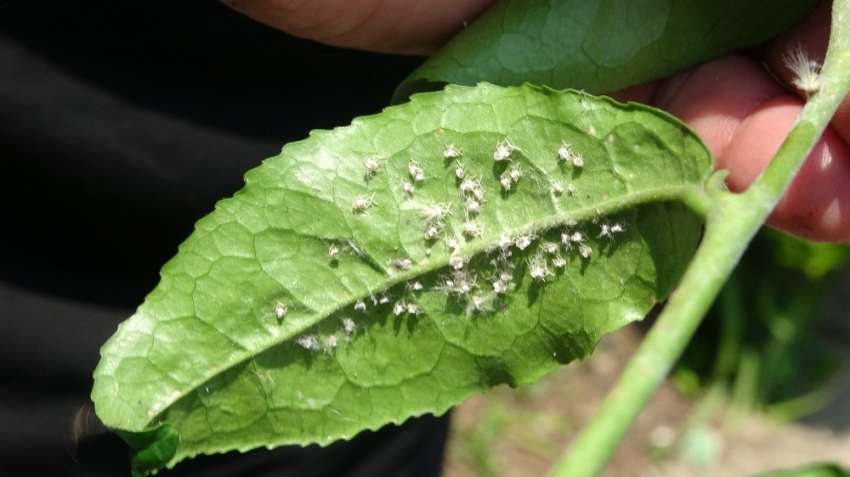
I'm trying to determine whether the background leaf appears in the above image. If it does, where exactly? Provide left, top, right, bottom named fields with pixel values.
left=393, top=0, right=817, bottom=103
left=753, top=463, right=850, bottom=477
left=92, top=83, right=711, bottom=473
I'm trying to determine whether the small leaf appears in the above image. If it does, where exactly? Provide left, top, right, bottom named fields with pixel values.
left=113, top=423, right=179, bottom=477
left=394, top=0, right=817, bottom=102
left=92, top=83, right=711, bottom=473
left=753, top=464, right=850, bottom=477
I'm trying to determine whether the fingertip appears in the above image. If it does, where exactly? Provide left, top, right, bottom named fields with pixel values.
left=645, top=54, right=850, bottom=242
left=769, top=127, right=850, bottom=242
left=221, top=0, right=496, bottom=55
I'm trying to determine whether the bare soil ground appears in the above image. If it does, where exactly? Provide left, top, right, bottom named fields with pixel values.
left=442, top=271, right=850, bottom=477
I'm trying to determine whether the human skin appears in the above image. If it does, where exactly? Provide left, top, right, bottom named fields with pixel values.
left=223, top=0, right=850, bottom=242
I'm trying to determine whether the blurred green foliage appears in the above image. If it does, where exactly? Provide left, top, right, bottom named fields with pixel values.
left=674, top=228, right=850, bottom=422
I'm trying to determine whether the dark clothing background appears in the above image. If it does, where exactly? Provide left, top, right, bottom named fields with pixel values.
left=0, top=0, right=449, bottom=475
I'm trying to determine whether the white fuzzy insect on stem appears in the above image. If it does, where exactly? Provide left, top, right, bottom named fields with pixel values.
left=783, top=44, right=822, bottom=97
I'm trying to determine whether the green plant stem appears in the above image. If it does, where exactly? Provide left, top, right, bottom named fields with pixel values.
left=549, top=1, right=850, bottom=475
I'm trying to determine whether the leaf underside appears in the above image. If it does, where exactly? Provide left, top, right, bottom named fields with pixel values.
left=393, top=0, right=817, bottom=103
left=92, top=83, right=711, bottom=472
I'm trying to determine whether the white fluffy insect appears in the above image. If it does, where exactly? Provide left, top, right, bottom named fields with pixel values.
left=558, top=141, right=584, bottom=167
left=552, top=180, right=565, bottom=195
left=463, top=220, right=484, bottom=238
left=424, top=224, right=442, bottom=240
left=391, top=257, right=413, bottom=271
left=444, top=144, right=461, bottom=159
left=354, top=300, right=367, bottom=312
left=567, top=183, right=578, bottom=196
left=342, top=317, right=356, bottom=334
left=296, top=335, right=320, bottom=351
left=471, top=185, right=484, bottom=201
left=468, top=293, right=495, bottom=314
left=598, top=221, right=626, bottom=239
left=408, top=161, right=425, bottom=182
left=409, top=281, right=424, bottom=291
left=274, top=303, right=288, bottom=320
left=491, top=269, right=514, bottom=294
left=452, top=270, right=476, bottom=295
left=557, top=141, right=572, bottom=161
left=363, top=155, right=381, bottom=177
left=509, top=164, right=522, bottom=183
left=498, top=234, right=513, bottom=250
left=459, top=177, right=479, bottom=193
left=499, top=174, right=512, bottom=191
left=455, top=163, right=466, bottom=179
left=393, top=301, right=406, bottom=316
left=784, top=44, right=822, bottom=96
left=406, top=303, right=423, bottom=315
left=493, top=139, right=515, bottom=162
left=448, top=253, right=467, bottom=270
left=445, top=237, right=461, bottom=251
left=541, top=241, right=559, bottom=254
left=465, top=198, right=482, bottom=215
left=352, top=194, right=376, bottom=213
left=424, top=202, right=452, bottom=222
left=552, top=256, right=567, bottom=268
left=514, top=234, right=534, bottom=250
left=528, top=253, right=552, bottom=281
left=324, top=334, right=339, bottom=350
left=492, top=279, right=510, bottom=294
left=459, top=177, right=485, bottom=201
left=401, top=181, right=415, bottom=196
left=328, top=244, right=340, bottom=260
left=578, top=243, right=592, bottom=259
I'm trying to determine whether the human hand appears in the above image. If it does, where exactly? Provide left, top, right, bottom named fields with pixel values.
left=220, top=0, right=496, bottom=55
left=222, top=0, right=850, bottom=242
left=609, top=0, right=850, bottom=242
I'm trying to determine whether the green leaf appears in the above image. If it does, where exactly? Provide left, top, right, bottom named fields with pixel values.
left=753, top=464, right=850, bottom=477
left=393, top=0, right=817, bottom=103
left=92, top=83, right=710, bottom=473
left=113, top=423, right=180, bottom=477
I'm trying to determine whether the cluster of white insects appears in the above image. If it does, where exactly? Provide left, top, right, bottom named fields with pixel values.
left=290, top=134, right=628, bottom=350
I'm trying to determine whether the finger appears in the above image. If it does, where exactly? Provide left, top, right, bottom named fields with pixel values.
left=220, top=0, right=496, bottom=55
left=764, top=0, right=850, bottom=146
left=655, top=55, right=850, bottom=242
